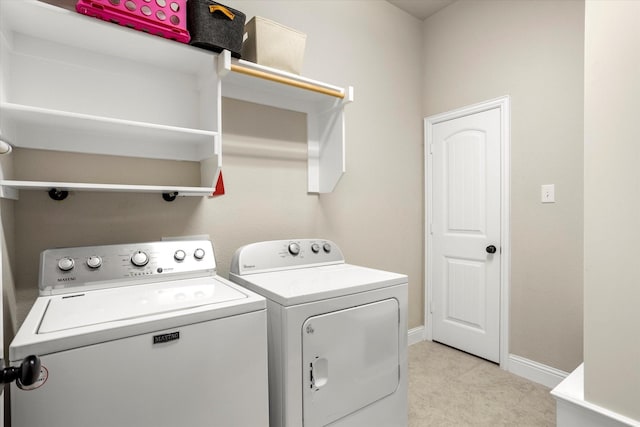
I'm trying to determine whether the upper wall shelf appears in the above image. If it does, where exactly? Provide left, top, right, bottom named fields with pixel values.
left=0, top=0, right=221, bottom=200
left=0, top=0, right=353, bottom=198
left=219, top=52, right=353, bottom=114
left=1, top=0, right=212, bottom=73
left=218, top=52, right=354, bottom=193
left=0, top=103, right=218, bottom=162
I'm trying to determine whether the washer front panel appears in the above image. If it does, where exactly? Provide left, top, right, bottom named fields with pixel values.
left=11, top=310, right=269, bottom=427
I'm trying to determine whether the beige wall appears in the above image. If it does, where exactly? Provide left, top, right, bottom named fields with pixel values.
left=7, top=1, right=425, bottom=329
left=422, top=0, right=584, bottom=372
left=584, top=0, right=640, bottom=420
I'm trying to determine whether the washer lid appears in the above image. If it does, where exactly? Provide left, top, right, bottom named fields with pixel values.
left=38, top=277, right=248, bottom=334
left=230, top=264, right=407, bottom=306
left=10, top=276, right=265, bottom=361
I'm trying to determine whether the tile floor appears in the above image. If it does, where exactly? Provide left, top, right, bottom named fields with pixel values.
left=409, top=341, right=556, bottom=426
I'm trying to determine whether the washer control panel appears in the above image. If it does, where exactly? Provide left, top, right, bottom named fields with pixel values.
left=39, top=239, right=216, bottom=295
left=230, top=239, right=344, bottom=276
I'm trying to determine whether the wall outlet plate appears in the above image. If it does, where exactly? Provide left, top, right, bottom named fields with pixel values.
left=541, top=184, right=555, bottom=203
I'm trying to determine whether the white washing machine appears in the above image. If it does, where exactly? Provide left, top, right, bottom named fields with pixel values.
left=10, top=239, right=269, bottom=427
left=230, top=239, right=408, bottom=427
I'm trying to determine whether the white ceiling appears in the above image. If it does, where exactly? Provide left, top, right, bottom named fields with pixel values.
left=387, top=0, right=456, bottom=20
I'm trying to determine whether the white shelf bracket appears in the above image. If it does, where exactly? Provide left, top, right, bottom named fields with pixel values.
left=344, top=86, right=355, bottom=104
left=0, top=184, right=19, bottom=200
left=217, top=49, right=232, bottom=78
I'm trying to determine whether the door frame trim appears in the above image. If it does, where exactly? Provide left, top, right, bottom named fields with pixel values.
left=424, top=95, right=511, bottom=369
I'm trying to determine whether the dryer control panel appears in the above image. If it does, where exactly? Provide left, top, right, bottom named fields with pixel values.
left=39, top=240, right=216, bottom=295
left=230, top=239, right=344, bottom=275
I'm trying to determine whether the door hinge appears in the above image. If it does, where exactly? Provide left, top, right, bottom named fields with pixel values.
left=429, top=223, right=433, bottom=235
left=429, top=302, right=433, bottom=314
left=429, top=144, right=434, bottom=155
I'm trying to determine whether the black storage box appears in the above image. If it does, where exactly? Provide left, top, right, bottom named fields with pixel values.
left=187, top=0, right=245, bottom=57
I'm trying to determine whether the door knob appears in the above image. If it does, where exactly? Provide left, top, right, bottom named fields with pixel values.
left=486, top=245, right=497, bottom=254
left=0, top=355, right=41, bottom=387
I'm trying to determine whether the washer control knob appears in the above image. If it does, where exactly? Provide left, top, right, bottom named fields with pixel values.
left=193, top=248, right=205, bottom=260
left=86, top=256, right=102, bottom=269
left=57, top=257, right=75, bottom=272
left=288, top=243, right=300, bottom=256
left=311, top=243, right=320, bottom=253
left=174, top=250, right=186, bottom=262
left=131, top=251, right=149, bottom=267
left=323, top=243, right=332, bottom=253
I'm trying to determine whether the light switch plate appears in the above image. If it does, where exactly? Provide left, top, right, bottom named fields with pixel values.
left=541, top=184, right=555, bottom=203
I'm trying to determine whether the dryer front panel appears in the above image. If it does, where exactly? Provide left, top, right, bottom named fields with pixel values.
left=302, top=298, right=400, bottom=427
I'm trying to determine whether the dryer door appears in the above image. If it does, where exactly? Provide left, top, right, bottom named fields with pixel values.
left=302, top=298, right=399, bottom=427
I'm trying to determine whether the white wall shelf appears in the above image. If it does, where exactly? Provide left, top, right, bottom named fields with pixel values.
left=0, top=0, right=222, bottom=200
left=0, top=103, right=218, bottom=161
left=0, top=180, right=214, bottom=199
left=218, top=51, right=354, bottom=193
left=0, top=0, right=353, bottom=199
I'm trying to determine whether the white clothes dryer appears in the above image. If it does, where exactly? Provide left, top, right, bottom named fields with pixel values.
left=230, top=239, right=408, bottom=427
left=10, top=239, right=269, bottom=427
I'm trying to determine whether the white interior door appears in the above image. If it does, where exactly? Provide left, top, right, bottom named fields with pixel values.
left=429, top=106, right=502, bottom=363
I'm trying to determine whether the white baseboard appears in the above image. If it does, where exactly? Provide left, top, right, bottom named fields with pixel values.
left=408, top=328, right=568, bottom=389
left=508, top=354, right=569, bottom=389
left=408, top=326, right=425, bottom=346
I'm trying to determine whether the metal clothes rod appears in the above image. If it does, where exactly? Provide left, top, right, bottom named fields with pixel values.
left=230, top=64, right=345, bottom=99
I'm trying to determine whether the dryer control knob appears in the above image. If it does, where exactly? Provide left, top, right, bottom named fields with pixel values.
left=86, top=256, right=102, bottom=269
left=57, top=257, right=75, bottom=271
left=323, top=243, right=332, bottom=253
left=288, top=243, right=300, bottom=256
left=194, top=248, right=205, bottom=260
left=131, top=251, right=149, bottom=267
left=311, top=243, right=320, bottom=253
left=174, top=250, right=186, bottom=262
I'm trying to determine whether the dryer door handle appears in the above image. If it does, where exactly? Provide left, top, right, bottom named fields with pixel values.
left=310, top=357, right=329, bottom=390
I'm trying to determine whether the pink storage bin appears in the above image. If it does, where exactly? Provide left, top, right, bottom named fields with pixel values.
left=76, top=0, right=190, bottom=43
